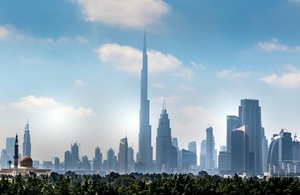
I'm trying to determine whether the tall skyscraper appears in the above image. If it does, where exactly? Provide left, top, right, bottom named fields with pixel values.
left=200, top=139, right=207, bottom=170
left=6, top=137, right=15, bottom=162
left=226, top=115, right=239, bottom=153
left=239, top=99, right=262, bottom=174
left=231, top=126, right=246, bottom=173
left=118, top=137, right=128, bottom=173
left=156, top=102, right=173, bottom=172
left=14, top=134, right=19, bottom=173
left=93, top=146, right=102, bottom=171
left=138, top=33, right=153, bottom=172
left=128, top=146, right=135, bottom=172
left=23, top=121, right=31, bottom=157
left=71, top=143, right=79, bottom=168
left=261, top=127, right=268, bottom=173
left=188, top=141, right=197, bottom=154
left=206, top=126, right=215, bottom=171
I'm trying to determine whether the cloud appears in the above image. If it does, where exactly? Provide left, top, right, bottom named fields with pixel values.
left=11, top=95, right=95, bottom=117
left=95, top=43, right=182, bottom=73
left=76, top=0, right=170, bottom=29
left=256, top=38, right=288, bottom=52
left=261, top=65, right=300, bottom=89
left=0, top=26, right=11, bottom=39
left=73, top=79, right=85, bottom=87
left=289, top=0, right=300, bottom=4
left=217, top=67, right=252, bottom=80
left=191, top=61, right=206, bottom=71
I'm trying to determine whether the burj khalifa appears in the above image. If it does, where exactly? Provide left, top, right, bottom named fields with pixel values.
left=137, top=34, right=153, bottom=172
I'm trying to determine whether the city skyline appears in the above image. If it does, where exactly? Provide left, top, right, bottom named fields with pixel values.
left=1, top=0, right=300, bottom=161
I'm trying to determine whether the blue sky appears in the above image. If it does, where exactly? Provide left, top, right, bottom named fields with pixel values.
left=1, top=0, right=300, bottom=162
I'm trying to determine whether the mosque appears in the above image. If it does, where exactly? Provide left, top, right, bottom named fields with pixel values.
left=0, top=134, right=51, bottom=175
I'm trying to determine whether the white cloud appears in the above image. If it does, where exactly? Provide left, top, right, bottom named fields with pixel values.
left=289, top=0, right=300, bottom=4
left=11, top=95, right=95, bottom=117
left=256, top=38, right=288, bottom=52
left=0, top=26, right=11, bottom=39
left=76, top=0, right=170, bottom=29
left=217, top=67, right=252, bottom=80
left=261, top=65, right=300, bottom=89
left=73, top=79, right=85, bottom=87
left=191, top=61, right=206, bottom=71
left=95, top=43, right=182, bottom=73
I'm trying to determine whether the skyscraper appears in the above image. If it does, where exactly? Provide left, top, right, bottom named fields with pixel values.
left=23, top=121, right=31, bottom=157
left=6, top=137, right=15, bottom=162
left=206, top=126, right=215, bottom=171
left=138, top=33, right=153, bottom=172
left=231, top=126, right=246, bottom=173
left=93, top=146, right=102, bottom=171
left=226, top=115, right=239, bottom=153
left=71, top=143, right=79, bottom=169
left=239, top=99, right=262, bottom=174
left=156, top=102, right=173, bottom=172
left=118, top=137, right=128, bottom=173
left=200, top=139, right=207, bottom=170
left=188, top=141, right=197, bottom=154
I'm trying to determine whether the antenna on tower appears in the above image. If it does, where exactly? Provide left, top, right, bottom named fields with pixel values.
left=163, top=99, right=166, bottom=110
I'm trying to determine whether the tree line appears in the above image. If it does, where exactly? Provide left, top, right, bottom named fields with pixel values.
left=0, top=171, right=300, bottom=194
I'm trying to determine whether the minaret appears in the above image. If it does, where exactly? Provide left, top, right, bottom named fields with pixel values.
left=23, top=120, right=31, bottom=157
left=14, top=134, right=19, bottom=174
left=138, top=33, right=153, bottom=172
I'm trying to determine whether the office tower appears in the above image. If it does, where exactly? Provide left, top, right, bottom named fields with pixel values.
left=82, top=155, right=91, bottom=171
left=156, top=103, right=173, bottom=172
left=188, top=141, right=197, bottom=154
left=107, top=148, right=117, bottom=171
left=52, top=157, right=60, bottom=171
left=181, top=149, right=197, bottom=173
left=261, top=127, right=268, bottom=173
left=226, top=115, right=239, bottom=152
left=1, top=149, right=9, bottom=169
left=200, top=140, right=207, bottom=170
left=128, top=146, right=135, bottom=173
left=118, top=137, right=128, bottom=173
left=206, top=126, right=215, bottom=171
left=218, top=151, right=231, bottom=175
left=93, top=146, right=102, bottom=171
left=231, top=126, right=245, bottom=173
left=239, top=99, right=262, bottom=174
left=64, top=150, right=72, bottom=170
left=23, top=121, right=31, bottom=157
left=71, top=143, right=79, bottom=168
left=138, top=33, right=153, bottom=172
left=172, top=137, right=180, bottom=170
left=6, top=137, right=15, bottom=162
left=267, top=129, right=293, bottom=175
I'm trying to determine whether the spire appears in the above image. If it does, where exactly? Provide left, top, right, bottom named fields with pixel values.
left=162, top=99, right=167, bottom=110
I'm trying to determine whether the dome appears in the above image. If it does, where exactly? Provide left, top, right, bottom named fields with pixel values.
left=20, top=156, right=33, bottom=167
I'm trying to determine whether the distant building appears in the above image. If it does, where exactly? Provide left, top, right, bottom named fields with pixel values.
left=218, top=151, right=231, bottom=175
left=261, top=127, right=268, bottom=173
left=23, top=121, right=31, bottom=157
left=71, top=143, right=79, bottom=169
left=239, top=99, right=262, bottom=175
left=182, top=149, right=197, bottom=173
left=200, top=140, right=207, bottom=170
left=52, top=157, right=60, bottom=171
left=128, top=146, right=135, bottom=173
left=93, top=146, right=102, bottom=171
left=6, top=137, right=15, bottom=163
left=188, top=141, right=197, bottom=154
left=138, top=33, right=153, bottom=173
left=82, top=155, right=91, bottom=171
left=118, top=137, right=128, bottom=173
left=64, top=150, right=72, bottom=170
left=156, top=102, right=175, bottom=173
left=1, top=149, right=9, bottom=169
left=106, top=148, right=117, bottom=172
left=206, top=126, right=215, bottom=171
left=231, top=126, right=245, bottom=174
left=226, top=115, right=239, bottom=153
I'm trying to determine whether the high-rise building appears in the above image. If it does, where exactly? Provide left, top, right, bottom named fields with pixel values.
left=128, top=146, right=135, bottom=173
left=52, top=157, right=60, bottom=171
left=23, top=121, right=31, bottom=157
left=181, top=149, right=197, bottom=173
left=107, top=148, right=117, bottom=171
left=93, top=146, right=102, bottom=171
left=118, top=137, right=128, bottom=173
left=138, top=33, right=153, bottom=172
left=231, top=126, right=245, bottom=173
left=206, top=127, right=215, bottom=171
left=14, top=134, right=19, bottom=173
left=64, top=150, right=72, bottom=170
left=1, top=149, right=9, bottom=169
left=82, top=155, right=91, bottom=171
left=156, top=103, right=173, bottom=172
left=6, top=137, right=15, bottom=162
left=261, top=127, right=268, bottom=173
left=239, top=99, right=262, bottom=175
left=226, top=115, right=239, bottom=153
left=71, top=143, right=79, bottom=168
left=200, top=140, right=207, bottom=170
left=188, top=141, right=197, bottom=154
